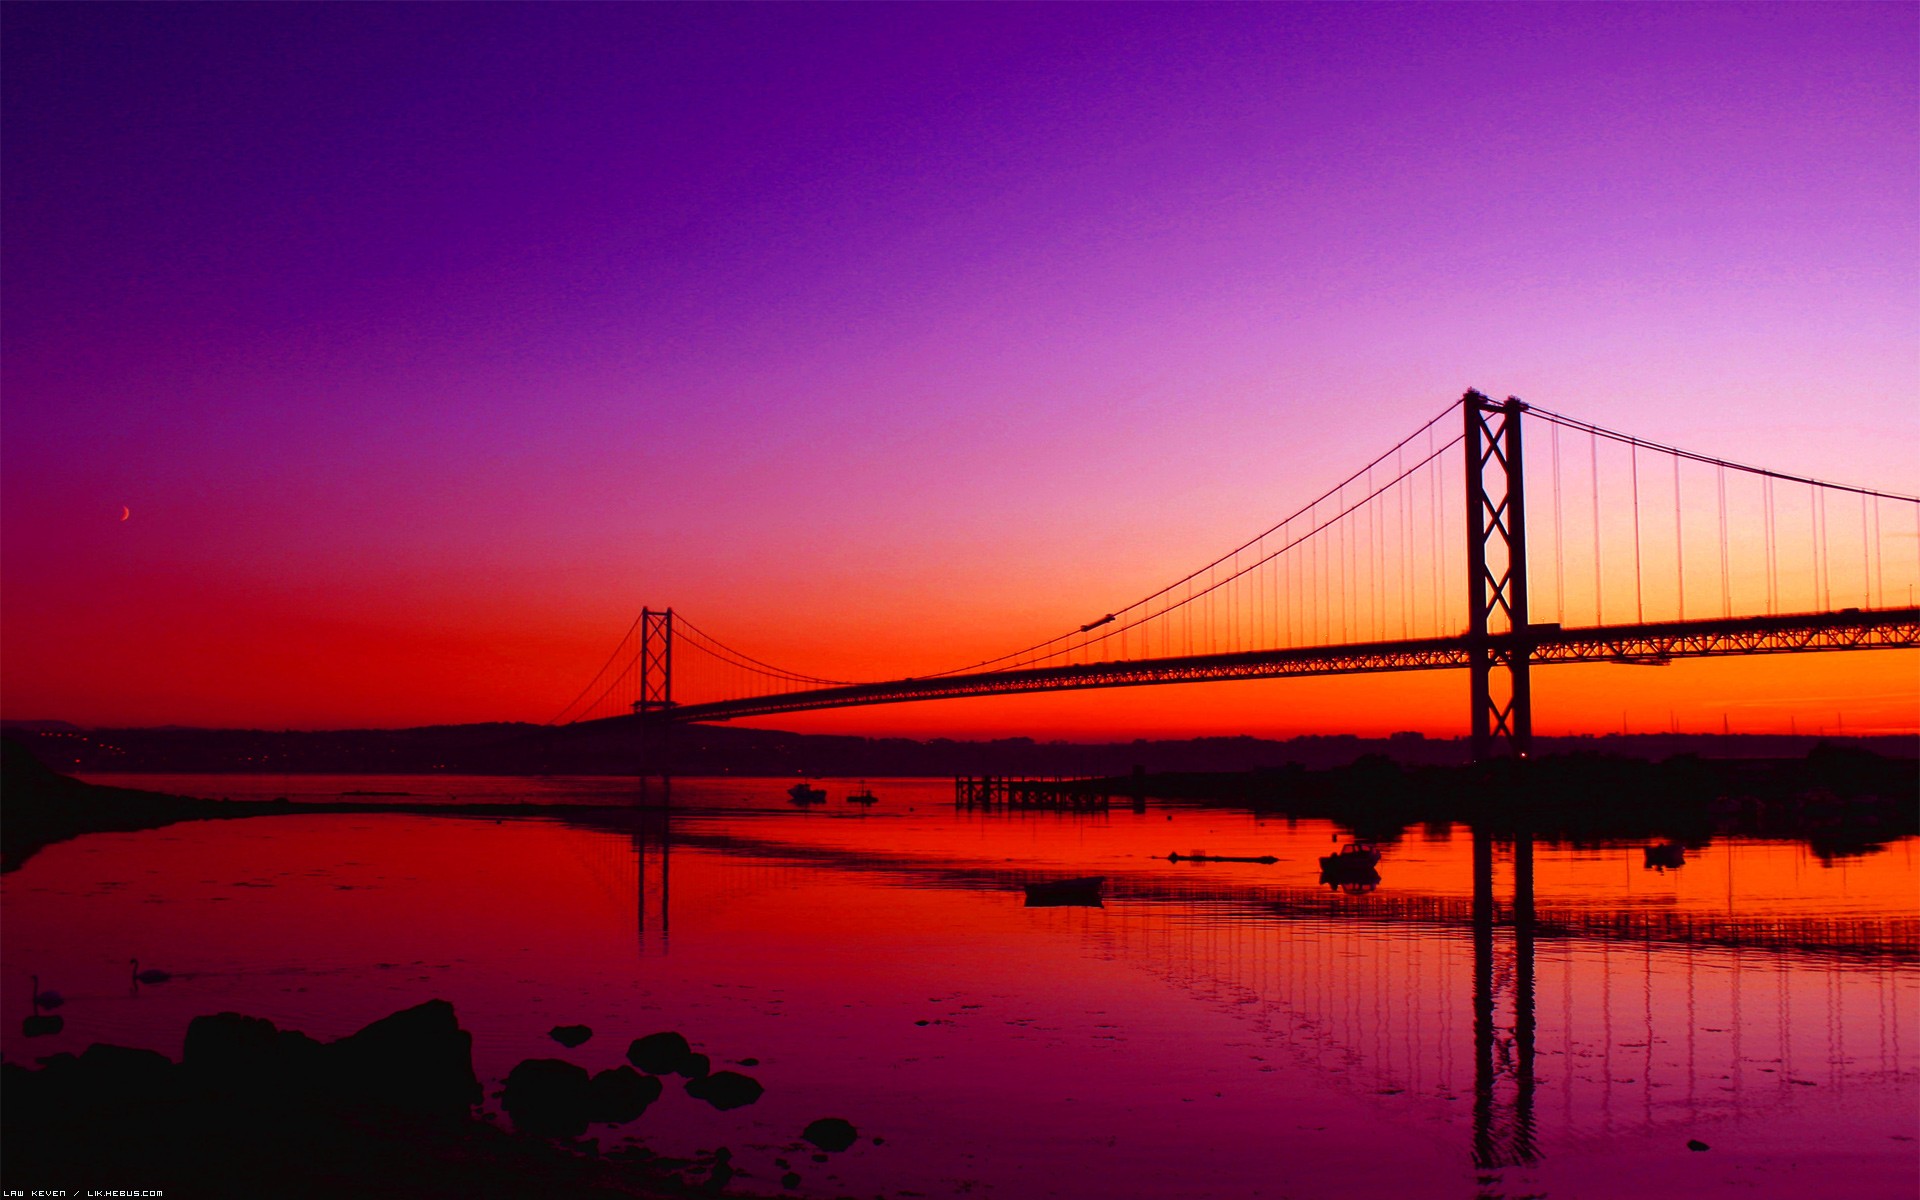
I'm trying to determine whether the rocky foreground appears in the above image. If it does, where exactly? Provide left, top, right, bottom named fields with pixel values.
left=3, top=1000, right=864, bottom=1199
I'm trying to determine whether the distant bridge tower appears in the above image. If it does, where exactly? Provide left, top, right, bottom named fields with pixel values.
left=634, top=607, right=674, bottom=785
left=1464, top=391, right=1532, bottom=760
left=634, top=607, right=674, bottom=717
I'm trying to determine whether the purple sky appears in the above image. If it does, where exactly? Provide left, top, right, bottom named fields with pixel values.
left=4, top=2, right=1915, bottom=731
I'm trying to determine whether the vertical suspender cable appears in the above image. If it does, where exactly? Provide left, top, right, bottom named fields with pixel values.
left=1859, top=494, right=1870, bottom=608
left=1377, top=483, right=1386, bottom=640
left=1764, top=476, right=1777, bottom=615
left=1282, top=540, right=1291, bottom=647
left=1819, top=488, right=1832, bottom=612
left=1552, top=422, right=1565, bottom=624
left=1673, top=454, right=1685, bottom=620
left=1319, top=517, right=1328, bottom=645
left=1631, top=442, right=1645, bottom=623
left=1397, top=447, right=1413, bottom=637
left=1871, top=496, right=1883, bottom=609
left=1251, top=543, right=1259, bottom=651
left=1228, top=555, right=1237, bottom=653
left=1344, top=499, right=1359, bottom=641
left=1436, top=442, right=1447, bottom=633
left=1590, top=430, right=1604, bottom=626
left=1405, top=460, right=1416, bottom=636
left=1811, top=487, right=1824, bottom=613
left=1728, top=462, right=1743, bottom=618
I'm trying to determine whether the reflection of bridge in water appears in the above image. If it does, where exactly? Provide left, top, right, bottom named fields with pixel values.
left=593, top=802, right=1915, bottom=960
left=558, top=802, right=1915, bottom=1176
left=1079, top=830, right=1914, bottom=1171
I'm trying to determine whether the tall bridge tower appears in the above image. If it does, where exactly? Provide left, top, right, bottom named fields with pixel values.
left=1464, top=391, right=1532, bottom=760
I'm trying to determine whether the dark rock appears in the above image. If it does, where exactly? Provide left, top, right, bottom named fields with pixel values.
left=549, top=1024, right=593, bottom=1048
left=182, top=1013, right=324, bottom=1101
left=1687, top=1139, right=1710, bottom=1151
left=627, top=1030, right=694, bottom=1075
left=802, top=1116, right=858, bottom=1152
left=78, top=1044, right=176, bottom=1105
left=586, top=1066, right=662, bottom=1124
left=184, top=1012, right=280, bottom=1081
left=327, top=999, right=480, bottom=1121
left=738, top=1057, right=759, bottom=1066
left=502, top=1058, right=592, bottom=1138
left=782, top=1170, right=802, bottom=1189
left=685, top=1070, right=763, bottom=1111
left=21, top=1052, right=87, bottom=1113
left=680, top=1051, right=711, bottom=1079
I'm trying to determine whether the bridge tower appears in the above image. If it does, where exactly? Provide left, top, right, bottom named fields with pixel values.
left=634, top=607, right=674, bottom=786
left=1463, top=392, right=1533, bottom=760
left=634, top=607, right=674, bottom=717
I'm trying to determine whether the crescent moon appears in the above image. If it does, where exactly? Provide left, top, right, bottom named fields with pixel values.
left=120, top=506, right=130, bottom=521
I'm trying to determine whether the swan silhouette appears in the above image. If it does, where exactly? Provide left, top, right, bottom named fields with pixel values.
left=24, top=977, right=64, bottom=1036
left=131, top=959, right=171, bottom=985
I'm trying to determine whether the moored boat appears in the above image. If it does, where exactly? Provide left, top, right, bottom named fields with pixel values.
left=1318, top=841, right=1380, bottom=872
left=1318, top=841, right=1382, bottom=889
left=846, top=783, right=879, bottom=806
left=787, top=782, right=827, bottom=805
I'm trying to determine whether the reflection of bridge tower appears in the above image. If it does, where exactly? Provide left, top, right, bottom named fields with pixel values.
left=633, top=792, right=671, bottom=954
left=1473, top=827, right=1538, bottom=1168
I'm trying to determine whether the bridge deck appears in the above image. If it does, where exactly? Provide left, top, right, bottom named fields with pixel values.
left=654, top=607, right=1920, bottom=724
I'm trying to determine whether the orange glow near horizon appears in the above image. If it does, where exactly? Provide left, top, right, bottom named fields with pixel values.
left=0, top=523, right=1912, bottom=736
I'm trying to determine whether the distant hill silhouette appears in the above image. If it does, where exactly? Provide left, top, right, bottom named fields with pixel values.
left=4, top=719, right=1912, bottom=777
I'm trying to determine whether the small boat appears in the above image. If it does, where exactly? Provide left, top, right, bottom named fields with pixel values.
left=787, top=782, right=827, bottom=805
left=846, top=783, right=879, bottom=806
left=1167, top=852, right=1278, bottom=865
left=1023, top=876, right=1105, bottom=907
left=1643, top=842, right=1686, bottom=870
left=1319, top=841, right=1380, bottom=872
left=1318, top=841, right=1382, bottom=888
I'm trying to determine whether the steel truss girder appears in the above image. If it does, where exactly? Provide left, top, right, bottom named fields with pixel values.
left=650, top=607, right=1920, bottom=725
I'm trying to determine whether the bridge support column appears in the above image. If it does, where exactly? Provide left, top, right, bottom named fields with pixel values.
left=1464, top=392, right=1533, bottom=760
left=635, top=607, right=674, bottom=789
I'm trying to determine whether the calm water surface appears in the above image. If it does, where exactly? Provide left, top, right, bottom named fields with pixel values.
left=6, top=775, right=1916, bottom=1199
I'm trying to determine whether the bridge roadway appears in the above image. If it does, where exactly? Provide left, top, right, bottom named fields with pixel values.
left=657, top=606, right=1920, bottom=724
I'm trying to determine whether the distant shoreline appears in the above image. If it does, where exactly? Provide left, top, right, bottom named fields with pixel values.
left=7, top=735, right=1913, bottom=877
left=6, top=718, right=1913, bottom=779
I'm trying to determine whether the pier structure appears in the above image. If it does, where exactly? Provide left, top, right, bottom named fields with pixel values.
left=955, top=775, right=1114, bottom=812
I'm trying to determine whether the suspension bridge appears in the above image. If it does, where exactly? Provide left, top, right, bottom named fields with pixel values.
left=555, top=391, right=1920, bottom=758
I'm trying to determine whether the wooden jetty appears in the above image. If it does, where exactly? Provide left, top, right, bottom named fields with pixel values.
left=955, top=775, right=1113, bottom=811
